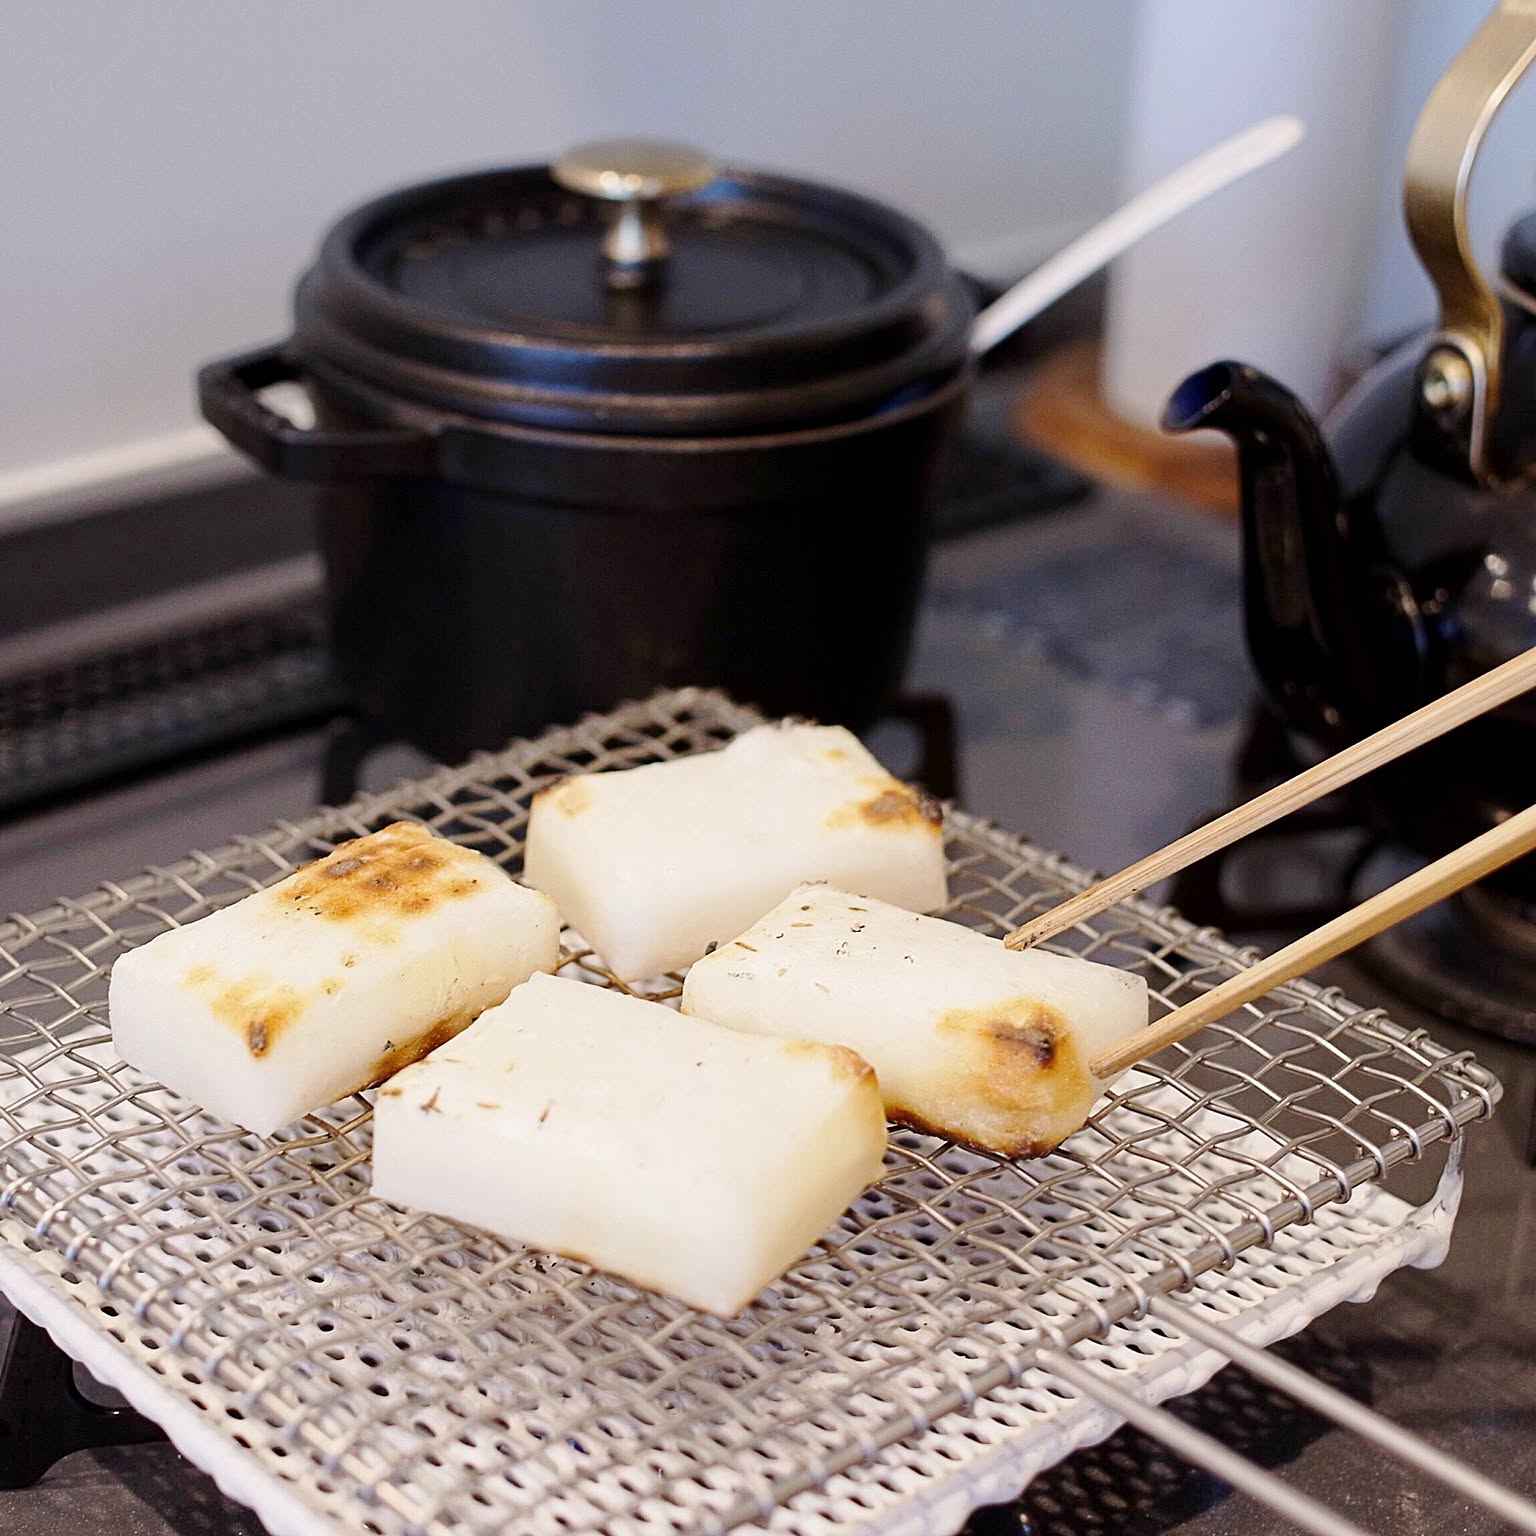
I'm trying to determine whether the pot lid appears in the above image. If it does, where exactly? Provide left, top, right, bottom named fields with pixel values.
left=291, top=139, right=973, bottom=435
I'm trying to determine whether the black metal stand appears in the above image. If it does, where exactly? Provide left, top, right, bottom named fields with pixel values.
left=319, top=713, right=390, bottom=808
left=318, top=692, right=963, bottom=808
left=884, top=691, right=961, bottom=803
left=1176, top=706, right=1536, bottom=1166
left=0, top=1313, right=166, bottom=1488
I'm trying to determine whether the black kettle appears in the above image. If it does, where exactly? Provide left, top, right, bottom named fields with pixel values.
left=1163, top=1, right=1536, bottom=896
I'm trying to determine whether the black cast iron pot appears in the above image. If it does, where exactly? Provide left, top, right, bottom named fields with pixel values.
left=199, top=140, right=975, bottom=761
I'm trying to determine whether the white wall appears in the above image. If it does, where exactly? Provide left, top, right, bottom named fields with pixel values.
left=1103, top=0, right=1402, bottom=425
left=0, top=1, right=1134, bottom=500
left=1357, top=0, right=1536, bottom=345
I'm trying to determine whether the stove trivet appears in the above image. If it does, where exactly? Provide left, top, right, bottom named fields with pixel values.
left=0, top=595, right=345, bottom=821
left=1358, top=880, right=1536, bottom=1046
left=318, top=691, right=963, bottom=807
left=1173, top=702, right=1536, bottom=1042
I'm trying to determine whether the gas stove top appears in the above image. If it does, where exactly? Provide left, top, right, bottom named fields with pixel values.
left=0, top=480, right=1531, bottom=1536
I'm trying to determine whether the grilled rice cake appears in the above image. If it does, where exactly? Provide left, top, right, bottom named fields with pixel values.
left=372, top=972, right=888, bottom=1315
left=524, top=722, right=947, bottom=980
left=682, top=883, right=1148, bottom=1156
left=110, top=822, right=559, bottom=1134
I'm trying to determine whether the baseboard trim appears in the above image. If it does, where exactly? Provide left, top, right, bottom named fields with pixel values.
left=0, top=214, right=1098, bottom=534
left=0, top=427, right=246, bottom=535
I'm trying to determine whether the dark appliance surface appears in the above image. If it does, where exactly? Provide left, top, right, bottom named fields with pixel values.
left=0, top=481, right=1532, bottom=1535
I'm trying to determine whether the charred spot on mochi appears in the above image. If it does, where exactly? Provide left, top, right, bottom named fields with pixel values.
left=826, top=777, right=942, bottom=833
left=939, top=998, right=1064, bottom=1058
left=365, top=1011, right=474, bottom=1087
left=539, top=776, right=594, bottom=817
left=783, top=1040, right=875, bottom=1086
left=987, top=1018, right=1058, bottom=1068
left=378, top=1086, right=403, bottom=1099
left=280, top=822, right=488, bottom=923
left=922, top=996, right=1093, bottom=1157
left=321, top=979, right=340, bottom=997
left=187, top=971, right=304, bottom=1057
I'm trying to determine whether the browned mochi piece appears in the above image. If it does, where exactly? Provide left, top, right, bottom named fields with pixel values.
left=109, top=823, right=560, bottom=1135
left=280, top=822, right=486, bottom=922
left=891, top=998, right=1094, bottom=1156
left=682, top=883, right=1148, bottom=1157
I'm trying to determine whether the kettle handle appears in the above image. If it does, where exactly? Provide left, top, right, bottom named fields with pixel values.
left=1405, top=0, right=1536, bottom=482
left=197, top=346, right=436, bottom=482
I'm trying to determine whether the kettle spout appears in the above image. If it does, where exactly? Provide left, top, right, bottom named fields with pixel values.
left=1161, top=359, right=1334, bottom=467
left=1162, top=361, right=1392, bottom=743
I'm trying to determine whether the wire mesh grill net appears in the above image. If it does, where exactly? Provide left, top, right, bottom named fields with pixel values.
left=0, top=689, right=1498, bottom=1535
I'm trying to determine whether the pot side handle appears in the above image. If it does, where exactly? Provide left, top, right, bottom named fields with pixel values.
left=197, top=345, right=435, bottom=481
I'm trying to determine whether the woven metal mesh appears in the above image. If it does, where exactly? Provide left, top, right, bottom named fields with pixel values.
left=0, top=688, right=1498, bottom=1535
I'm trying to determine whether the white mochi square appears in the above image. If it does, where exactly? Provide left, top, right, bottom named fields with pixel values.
left=371, top=972, right=888, bottom=1315
left=523, top=722, right=947, bottom=980
left=110, top=822, right=559, bottom=1135
left=683, top=883, right=1148, bottom=1156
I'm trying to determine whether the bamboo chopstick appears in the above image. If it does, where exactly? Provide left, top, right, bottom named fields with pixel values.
left=1089, top=798, right=1536, bottom=1079
left=1005, top=646, right=1536, bottom=952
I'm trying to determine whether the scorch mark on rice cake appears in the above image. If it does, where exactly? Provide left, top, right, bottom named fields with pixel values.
left=366, top=1011, right=477, bottom=1086
left=897, top=997, right=1092, bottom=1159
left=280, top=822, right=484, bottom=923
left=185, top=969, right=307, bottom=1057
left=537, top=776, right=594, bottom=817
left=781, top=1038, right=878, bottom=1087
left=185, top=970, right=474, bottom=1070
left=825, top=777, right=943, bottom=834
left=937, top=997, right=1076, bottom=1074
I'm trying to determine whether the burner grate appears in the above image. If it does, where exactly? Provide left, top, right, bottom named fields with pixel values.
left=0, top=595, right=345, bottom=815
left=0, top=689, right=1507, bottom=1535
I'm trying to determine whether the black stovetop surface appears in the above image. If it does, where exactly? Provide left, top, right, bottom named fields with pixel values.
left=0, top=485, right=1531, bottom=1535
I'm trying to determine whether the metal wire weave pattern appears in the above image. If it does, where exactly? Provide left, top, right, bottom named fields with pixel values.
left=0, top=689, right=1499, bottom=1535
